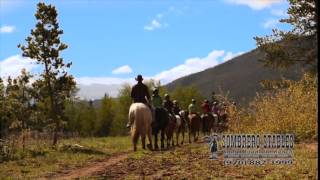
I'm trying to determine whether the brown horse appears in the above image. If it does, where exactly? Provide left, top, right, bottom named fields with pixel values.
left=188, top=113, right=201, bottom=143
left=165, top=114, right=176, bottom=147
left=128, top=103, right=153, bottom=151
left=201, top=113, right=214, bottom=135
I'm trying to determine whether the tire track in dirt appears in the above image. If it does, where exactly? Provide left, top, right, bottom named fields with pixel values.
left=49, top=152, right=129, bottom=179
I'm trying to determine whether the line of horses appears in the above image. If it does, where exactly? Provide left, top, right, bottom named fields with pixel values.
left=128, top=103, right=228, bottom=151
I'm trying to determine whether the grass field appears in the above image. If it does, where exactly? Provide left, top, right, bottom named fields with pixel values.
left=0, top=136, right=132, bottom=179
left=0, top=136, right=318, bottom=179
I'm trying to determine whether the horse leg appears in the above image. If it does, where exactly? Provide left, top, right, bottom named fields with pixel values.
left=160, top=129, right=165, bottom=149
left=188, top=127, right=191, bottom=143
left=141, top=134, right=146, bottom=150
left=166, top=132, right=170, bottom=148
left=172, top=133, right=175, bottom=147
left=176, top=128, right=180, bottom=147
left=132, top=131, right=139, bottom=152
left=193, top=130, right=197, bottom=142
left=154, top=130, right=159, bottom=150
left=181, top=128, right=184, bottom=145
left=147, top=127, right=153, bottom=151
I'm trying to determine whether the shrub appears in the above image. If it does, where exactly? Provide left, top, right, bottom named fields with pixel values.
left=227, top=73, right=317, bottom=142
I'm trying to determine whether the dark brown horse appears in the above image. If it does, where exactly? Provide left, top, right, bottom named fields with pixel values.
left=201, top=113, right=214, bottom=135
left=152, top=108, right=169, bottom=150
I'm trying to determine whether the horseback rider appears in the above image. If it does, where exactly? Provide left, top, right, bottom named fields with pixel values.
left=172, top=100, right=181, bottom=116
left=210, top=91, right=219, bottom=108
left=163, top=94, right=174, bottom=115
left=201, top=99, right=211, bottom=115
left=211, top=101, right=219, bottom=120
left=188, top=99, right=197, bottom=115
left=163, top=94, right=177, bottom=124
left=130, top=75, right=150, bottom=104
left=151, top=88, right=163, bottom=109
left=127, top=75, right=151, bottom=128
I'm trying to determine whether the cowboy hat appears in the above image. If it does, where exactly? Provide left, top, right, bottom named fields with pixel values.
left=135, top=74, right=143, bottom=81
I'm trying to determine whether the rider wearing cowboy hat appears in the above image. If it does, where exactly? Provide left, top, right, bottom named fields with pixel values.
left=130, top=75, right=150, bottom=104
left=127, top=75, right=151, bottom=128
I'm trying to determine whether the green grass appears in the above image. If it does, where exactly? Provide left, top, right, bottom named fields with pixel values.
left=0, top=136, right=132, bottom=179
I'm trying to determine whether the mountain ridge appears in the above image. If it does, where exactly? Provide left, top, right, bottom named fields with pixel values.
left=165, top=48, right=304, bottom=105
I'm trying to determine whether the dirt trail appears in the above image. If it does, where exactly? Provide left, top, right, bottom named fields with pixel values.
left=305, top=142, right=318, bottom=152
left=52, top=153, right=129, bottom=179
left=47, top=142, right=318, bottom=179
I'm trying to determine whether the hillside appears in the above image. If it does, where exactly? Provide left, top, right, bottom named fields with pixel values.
left=165, top=49, right=304, bottom=105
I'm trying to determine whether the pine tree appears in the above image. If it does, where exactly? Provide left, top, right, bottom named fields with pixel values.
left=0, top=78, right=6, bottom=138
left=18, top=2, right=76, bottom=145
left=254, top=0, right=317, bottom=73
left=111, top=84, right=132, bottom=136
left=95, top=93, right=115, bottom=136
left=5, top=69, right=34, bottom=150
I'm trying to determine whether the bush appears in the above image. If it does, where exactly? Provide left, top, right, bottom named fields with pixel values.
left=227, top=73, right=317, bottom=142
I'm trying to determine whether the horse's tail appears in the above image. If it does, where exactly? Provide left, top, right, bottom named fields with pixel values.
left=129, top=104, right=136, bottom=127
left=175, top=115, right=181, bottom=127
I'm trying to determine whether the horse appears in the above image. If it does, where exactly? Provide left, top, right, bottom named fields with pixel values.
left=176, top=110, right=187, bottom=145
left=128, top=103, right=153, bottom=151
left=188, top=113, right=201, bottom=143
left=165, top=113, right=176, bottom=147
left=201, top=113, right=214, bottom=135
left=152, top=107, right=170, bottom=150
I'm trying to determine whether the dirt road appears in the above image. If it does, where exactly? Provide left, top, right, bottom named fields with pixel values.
left=49, top=142, right=318, bottom=179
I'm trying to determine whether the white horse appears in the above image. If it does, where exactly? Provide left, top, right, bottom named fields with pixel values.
left=128, top=103, right=153, bottom=151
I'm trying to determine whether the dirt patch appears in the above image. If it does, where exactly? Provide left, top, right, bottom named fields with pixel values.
left=49, top=153, right=129, bottom=179
left=305, top=143, right=318, bottom=152
left=44, top=142, right=318, bottom=179
left=92, top=142, right=318, bottom=179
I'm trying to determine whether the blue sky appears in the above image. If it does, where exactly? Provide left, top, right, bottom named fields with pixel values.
left=0, top=0, right=290, bottom=88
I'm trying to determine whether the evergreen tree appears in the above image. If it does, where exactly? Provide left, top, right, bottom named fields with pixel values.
left=95, top=94, right=115, bottom=136
left=0, top=78, right=7, bottom=138
left=111, top=84, right=131, bottom=136
left=18, top=2, right=76, bottom=145
left=6, top=69, right=34, bottom=150
left=254, top=0, right=317, bottom=73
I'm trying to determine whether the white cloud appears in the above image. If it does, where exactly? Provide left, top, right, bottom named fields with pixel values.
left=0, top=25, right=15, bottom=33
left=151, top=50, right=243, bottom=84
left=144, top=19, right=163, bottom=31
left=76, top=49, right=243, bottom=87
left=144, top=6, right=181, bottom=31
left=76, top=76, right=134, bottom=86
left=0, top=55, right=39, bottom=78
left=263, top=18, right=279, bottom=28
left=112, top=65, right=133, bottom=74
left=224, top=0, right=284, bottom=10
